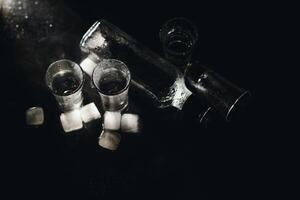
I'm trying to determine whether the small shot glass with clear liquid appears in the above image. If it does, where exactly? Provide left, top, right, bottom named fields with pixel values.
left=45, top=59, right=84, bottom=112
left=92, top=59, right=131, bottom=112
left=159, top=17, right=198, bottom=67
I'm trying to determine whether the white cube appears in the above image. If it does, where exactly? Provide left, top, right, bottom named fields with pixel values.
left=98, top=130, right=121, bottom=151
left=121, top=113, right=140, bottom=133
left=60, top=109, right=83, bottom=133
left=80, top=56, right=97, bottom=77
left=80, top=102, right=101, bottom=123
left=103, top=111, right=121, bottom=130
left=26, top=107, right=44, bottom=126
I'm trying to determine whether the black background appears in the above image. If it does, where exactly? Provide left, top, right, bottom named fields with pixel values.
left=1, top=0, right=285, bottom=199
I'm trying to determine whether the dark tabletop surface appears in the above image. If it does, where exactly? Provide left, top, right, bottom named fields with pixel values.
left=0, top=0, right=276, bottom=199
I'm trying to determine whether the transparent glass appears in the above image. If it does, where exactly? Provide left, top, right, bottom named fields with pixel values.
left=159, top=17, right=198, bottom=67
left=45, top=59, right=84, bottom=112
left=92, top=59, right=131, bottom=111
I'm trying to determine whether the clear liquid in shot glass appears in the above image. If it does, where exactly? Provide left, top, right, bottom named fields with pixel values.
left=98, top=71, right=127, bottom=95
left=166, top=33, right=194, bottom=56
left=52, top=72, right=81, bottom=96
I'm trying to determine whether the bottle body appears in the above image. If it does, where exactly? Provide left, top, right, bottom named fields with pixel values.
left=80, top=20, right=192, bottom=111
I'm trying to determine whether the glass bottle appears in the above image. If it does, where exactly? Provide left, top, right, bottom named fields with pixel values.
left=79, top=20, right=214, bottom=124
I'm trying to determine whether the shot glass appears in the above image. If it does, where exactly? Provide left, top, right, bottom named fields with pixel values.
left=92, top=59, right=131, bottom=111
left=159, top=17, right=198, bottom=67
left=45, top=59, right=84, bottom=112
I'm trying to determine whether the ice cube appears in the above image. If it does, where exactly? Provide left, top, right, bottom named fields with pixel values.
left=26, top=107, right=44, bottom=126
left=60, top=109, right=83, bottom=133
left=103, top=111, right=121, bottom=130
left=98, top=130, right=121, bottom=151
left=80, top=102, right=101, bottom=123
left=121, top=113, right=140, bottom=133
left=80, top=56, right=97, bottom=77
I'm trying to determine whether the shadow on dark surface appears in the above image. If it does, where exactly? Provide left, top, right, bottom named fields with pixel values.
left=0, top=0, right=273, bottom=199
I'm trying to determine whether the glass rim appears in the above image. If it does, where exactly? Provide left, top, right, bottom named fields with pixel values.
left=92, top=59, right=131, bottom=96
left=159, top=17, right=199, bottom=43
left=45, top=59, right=84, bottom=96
